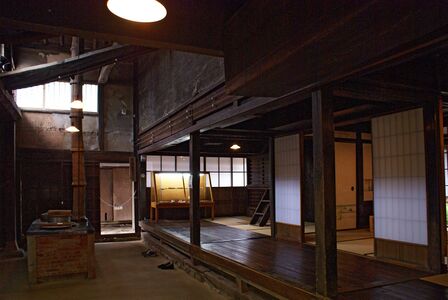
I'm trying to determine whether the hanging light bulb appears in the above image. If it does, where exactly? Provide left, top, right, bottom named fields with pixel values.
left=65, top=126, right=80, bottom=133
left=230, top=144, right=241, bottom=150
left=71, top=100, right=84, bottom=109
left=107, top=0, right=167, bottom=23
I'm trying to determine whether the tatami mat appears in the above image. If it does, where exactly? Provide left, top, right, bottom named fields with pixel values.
left=206, top=216, right=271, bottom=236
left=421, top=274, right=448, bottom=287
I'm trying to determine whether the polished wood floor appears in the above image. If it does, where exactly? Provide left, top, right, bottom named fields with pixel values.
left=141, top=220, right=448, bottom=299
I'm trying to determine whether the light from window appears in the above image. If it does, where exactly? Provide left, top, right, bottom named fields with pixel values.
left=16, top=85, right=44, bottom=109
left=145, top=155, right=247, bottom=188
left=15, top=82, right=98, bottom=112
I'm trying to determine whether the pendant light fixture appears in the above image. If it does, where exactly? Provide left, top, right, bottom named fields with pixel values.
left=107, top=0, right=167, bottom=23
left=230, top=144, right=241, bottom=150
left=71, top=100, right=84, bottom=110
left=65, top=126, right=80, bottom=133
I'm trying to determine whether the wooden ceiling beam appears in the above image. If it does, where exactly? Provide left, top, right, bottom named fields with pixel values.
left=272, top=103, right=408, bottom=132
left=0, top=31, right=53, bottom=44
left=333, top=79, right=438, bottom=104
left=0, top=44, right=151, bottom=90
left=225, top=1, right=448, bottom=97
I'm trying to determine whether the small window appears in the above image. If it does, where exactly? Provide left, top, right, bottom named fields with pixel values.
left=15, top=81, right=98, bottom=113
left=145, top=155, right=248, bottom=188
left=16, top=85, right=44, bottom=109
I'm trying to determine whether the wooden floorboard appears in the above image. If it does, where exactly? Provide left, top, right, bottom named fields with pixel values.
left=337, top=280, right=448, bottom=299
left=141, top=220, right=431, bottom=298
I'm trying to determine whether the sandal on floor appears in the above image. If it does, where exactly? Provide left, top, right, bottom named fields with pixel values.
left=142, top=249, right=157, bottom=257
left=158, top=262, right=174, bottom=270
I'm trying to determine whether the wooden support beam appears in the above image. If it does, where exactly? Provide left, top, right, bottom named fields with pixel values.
left=312, top=89, right=337, bottom=297
left=0, top=121, right=21, bottom=257
left=355, top=131, right=365, bottom=229
left=0, top=82, right=21, bottom=120
left=236, top=278, right=249, bottom=294
left=423, top=96, right=446, bottom=273
left=333, top=79, right=437, bottom=104
left=189, top=131, right=201, bottom=246
left=268, top=137, right=276, bottom=238
left=98, top=84, right=105, bottom=151
left=0, top=44, right=150, bottom=90
left=133, top=60, right=143, bottom=234
left=98, top=64, right=115, bottom=85
left=70, top=37, right=86, bottom=222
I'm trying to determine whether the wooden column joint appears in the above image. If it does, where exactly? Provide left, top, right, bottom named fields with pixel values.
left=312, top=88, right=337, bottom=298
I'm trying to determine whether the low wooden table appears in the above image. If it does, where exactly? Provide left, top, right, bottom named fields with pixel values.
left=26, top=220, right=95, bottom=283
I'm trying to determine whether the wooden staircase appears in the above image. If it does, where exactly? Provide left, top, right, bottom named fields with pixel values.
left=249, top=189, right=270, bottom=226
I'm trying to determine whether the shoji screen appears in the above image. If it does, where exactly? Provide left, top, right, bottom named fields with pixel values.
left=275, top=134, right=301, bottom=225
left=372, top=108, right=427, bottom=245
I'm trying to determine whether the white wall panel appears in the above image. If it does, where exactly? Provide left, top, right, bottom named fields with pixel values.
left=372, top=108, right=427, bottom=245
left=275, top=134, right=301, bottom=225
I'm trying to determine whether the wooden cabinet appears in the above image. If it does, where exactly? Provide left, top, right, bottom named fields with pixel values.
left=149, top=172, right=215, bottom=222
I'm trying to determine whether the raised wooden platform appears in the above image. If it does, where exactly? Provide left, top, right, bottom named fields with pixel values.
left=140, top=220, right=447, bottom=299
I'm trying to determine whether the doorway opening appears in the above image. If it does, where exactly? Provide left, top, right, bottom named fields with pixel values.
left=303, top=136, right=374, bottom=257
left=100, top=163, right=135, bottom=235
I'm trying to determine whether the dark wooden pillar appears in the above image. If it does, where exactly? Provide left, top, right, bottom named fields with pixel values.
left=269, top=137, right=276, bottom=238
left=70, top=37, right=86, bottom=222
left=132, top=60, right=143, bottom=233
left=355, top=132, right=365, bottom=228
left=424, top=96, right=445, bottom=273
left=189, top=131, right=201, bottom=246
left=0, top=121, right=21, bottom=256
left=312, top=89, right=337, bottom=297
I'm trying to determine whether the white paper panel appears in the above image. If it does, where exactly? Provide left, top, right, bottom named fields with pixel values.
left=206, top=157, right=219, bottom=171
left=220, top=157, right=231, bottom=172
left=176, top=156, right=189, bottom=171
left=161, top=156, right=175, bottom=171
left=210, top=172, right=219, bottom=187
left=220, top=172, right=232, bottom=187
left=146, top=155, right=161, bottom=171
left=233, top=158, right=245, bottom=172
left=275, top=134, right=301, bottom=225
left=232, top=173, right=245, bottom=187
left=372, top=108, right=427, bottom=245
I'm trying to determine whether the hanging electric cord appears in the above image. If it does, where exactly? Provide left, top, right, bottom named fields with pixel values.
left=99, top=190, right=136, bottom=208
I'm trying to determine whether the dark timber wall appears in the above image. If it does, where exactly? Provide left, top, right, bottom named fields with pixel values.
left=137, top=50, right=224, bottom=132
left=17, top=149, right=131, bottom=246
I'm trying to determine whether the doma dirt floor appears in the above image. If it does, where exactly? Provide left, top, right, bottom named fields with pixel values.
left=0, top=241, right=226, bottom=300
